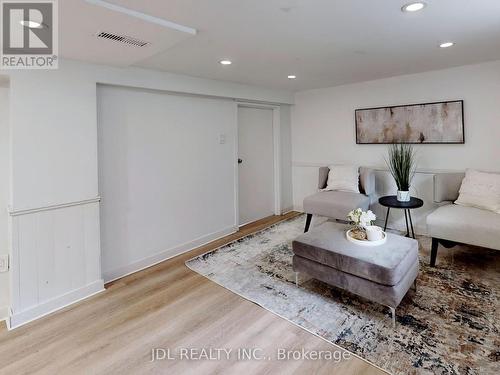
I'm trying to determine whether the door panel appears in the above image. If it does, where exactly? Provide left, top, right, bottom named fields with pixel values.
left=238, top=106, right=274, bottom=225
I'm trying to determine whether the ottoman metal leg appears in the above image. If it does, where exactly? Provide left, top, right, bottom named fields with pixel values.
left=295, top=272, right=299, bottom=286
left=389, top=306, right=396, bottom=328
left=412, top=279, right=417, bottom=292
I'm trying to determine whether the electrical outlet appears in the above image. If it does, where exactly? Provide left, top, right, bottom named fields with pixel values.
left=0, top=254, right=9, bottom=272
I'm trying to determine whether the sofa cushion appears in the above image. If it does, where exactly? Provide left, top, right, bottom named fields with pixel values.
left=427, top=204, right=500, bottom=250
left=455, top=169, right=500, bottom=214
left=323, top=165, right=360, bottom=193
left=318, top=167, right=375, bottom=195
left=303, top=191, right=369, bottom=220
left=292, top=222, right=419, bottom=286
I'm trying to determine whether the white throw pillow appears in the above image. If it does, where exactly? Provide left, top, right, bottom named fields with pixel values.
left=323, top=165, right=360, bottom=193
left=455, top=169, right=500, bottom=214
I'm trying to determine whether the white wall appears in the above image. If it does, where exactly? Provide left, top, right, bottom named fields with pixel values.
left=98, top=86, right=237, bottom=281
left=280, top=105, right=293, bottom=212
left=10, top=71, right=98, bottom=210
left=7, top=64, right=103, bottom=327
left=4, top=59, right=293, bottom=327
left=8, top=61, right=293, bottom=212
left=0, top=86, right=9, bottom=320
left=292, top=60, right=500, bottom=234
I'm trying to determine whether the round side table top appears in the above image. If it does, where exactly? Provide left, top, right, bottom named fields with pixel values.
left=378, top=195, right=424, bottom=209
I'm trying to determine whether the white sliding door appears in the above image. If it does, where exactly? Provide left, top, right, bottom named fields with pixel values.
left=97, top=86, right=236, bottom=281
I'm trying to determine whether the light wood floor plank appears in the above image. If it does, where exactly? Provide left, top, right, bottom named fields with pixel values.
left=0, top=212, right=387, bottom=375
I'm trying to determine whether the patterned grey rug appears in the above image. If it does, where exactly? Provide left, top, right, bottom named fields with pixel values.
left=186, top=215, right=499, bottom=375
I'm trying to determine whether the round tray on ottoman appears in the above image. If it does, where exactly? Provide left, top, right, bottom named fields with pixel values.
left=346, top=229, right=387, bottom=246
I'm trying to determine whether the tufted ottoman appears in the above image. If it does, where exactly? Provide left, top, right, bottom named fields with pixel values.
left=292, top=221, right=419, bottom=327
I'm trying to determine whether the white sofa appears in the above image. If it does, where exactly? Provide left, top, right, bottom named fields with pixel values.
left=426, top=172, right=500, bottom=266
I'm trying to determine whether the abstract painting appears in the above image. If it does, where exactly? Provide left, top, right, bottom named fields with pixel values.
left=355, top=100, right=464, bottom=144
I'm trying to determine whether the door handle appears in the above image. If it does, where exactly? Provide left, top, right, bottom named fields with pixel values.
left=238, top=158, right=243, bottom=164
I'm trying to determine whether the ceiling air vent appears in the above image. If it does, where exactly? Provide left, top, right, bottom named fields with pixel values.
left=96, top=31, right=150, bottom=47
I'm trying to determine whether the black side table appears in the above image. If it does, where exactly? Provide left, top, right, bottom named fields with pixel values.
left=378, top=196, right=423, bottom=239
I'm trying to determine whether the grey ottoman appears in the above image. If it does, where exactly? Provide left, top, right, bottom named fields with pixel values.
left=292, top=221, right=419, bottom=327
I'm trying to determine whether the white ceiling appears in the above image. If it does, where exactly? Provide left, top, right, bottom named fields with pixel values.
left=60, top=0, right=500, bottom=91
left=61, top=0, right=195, bottom=67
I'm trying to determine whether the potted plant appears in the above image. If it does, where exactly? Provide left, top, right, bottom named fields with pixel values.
left=386, top=143, right=416, bottom=202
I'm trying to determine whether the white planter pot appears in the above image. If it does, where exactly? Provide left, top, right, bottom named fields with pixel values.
left=397, top=190, right=410, bottom=202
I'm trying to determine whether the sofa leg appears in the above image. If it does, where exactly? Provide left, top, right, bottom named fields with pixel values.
left=304, top=214, right=312, bottom=233
left=430, top=238, right=439, bottom=267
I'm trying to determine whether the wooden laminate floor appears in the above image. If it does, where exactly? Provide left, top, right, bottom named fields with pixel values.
left=0, top=213, right=386, bottom=375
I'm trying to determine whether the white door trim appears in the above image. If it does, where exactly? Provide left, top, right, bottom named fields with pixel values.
left=235, top=102, right=281, bottom=227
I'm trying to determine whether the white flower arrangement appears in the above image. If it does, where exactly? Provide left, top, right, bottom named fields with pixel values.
left=347, top=208, right=376, bottom=229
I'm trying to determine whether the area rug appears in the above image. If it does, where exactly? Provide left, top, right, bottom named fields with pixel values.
left=185, top=215, right=499, bottom=375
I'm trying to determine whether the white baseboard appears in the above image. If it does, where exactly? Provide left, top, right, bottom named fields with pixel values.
left=8, top=280, right=104, bottom=330
left=281, top=206, right=295, bottom=215
left=293, top=205, right=304, bottom=212
left=103, top=226, right=238, bottom=283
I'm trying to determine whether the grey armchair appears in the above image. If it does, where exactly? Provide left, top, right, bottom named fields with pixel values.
left=303, top=167, right=375, bottom=232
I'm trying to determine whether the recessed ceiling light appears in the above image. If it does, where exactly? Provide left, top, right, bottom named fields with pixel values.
left=20, top=20, right=42, bottom=28
left=401, top=2, right=426, bottom=12
left=439, top=42, right=455, bottom=48
left=219, top=60, right=232, bottom=65
left=287, top=75, right=296, bottom=79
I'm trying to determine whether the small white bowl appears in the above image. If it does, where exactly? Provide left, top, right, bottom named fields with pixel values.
left=365, top=225, right=384, bottom=241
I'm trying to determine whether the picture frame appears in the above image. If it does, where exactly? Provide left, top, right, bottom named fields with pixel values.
left=355, top=100, right=465, bottom=144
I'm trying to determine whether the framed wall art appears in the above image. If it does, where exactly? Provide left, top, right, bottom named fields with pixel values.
left=355, top=100, right=464, bottom=144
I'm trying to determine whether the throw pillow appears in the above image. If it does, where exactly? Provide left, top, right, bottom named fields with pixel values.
left=323, top=165, right=360, bottom=193
left=455, top=169, right=500, bottom=214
